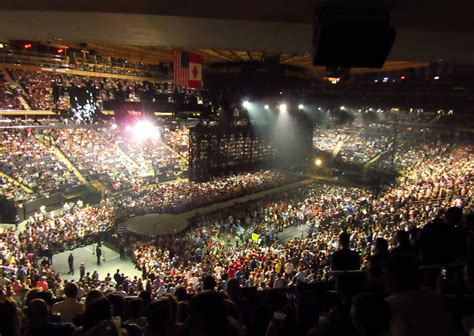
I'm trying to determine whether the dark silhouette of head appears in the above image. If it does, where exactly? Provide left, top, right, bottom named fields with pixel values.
left=351, top=292, right=391, bottom=336
left=339, top=232, right=350, bottom=249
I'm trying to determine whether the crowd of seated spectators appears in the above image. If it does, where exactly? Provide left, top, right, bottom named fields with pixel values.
left=108, top=124, right=189, bottom=181
left=313, top=126, right=392, bottom=165
left=6, top=68, right=204, bottom=112
left=115, top=170, right=299, bottom=215
left=10, top=70, right=56, bottom=110
left=313, top=122, right=450, bottom=172
left=45, top=126, right=144, bottom=190
left=0, top=128, right=80, bottom=200
left=18, top=200, right=115, bottom=257
left=0, top=74, right=24, bottom=110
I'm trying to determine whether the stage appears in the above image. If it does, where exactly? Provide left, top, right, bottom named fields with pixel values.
left=124, top=213, right=189, bottom=236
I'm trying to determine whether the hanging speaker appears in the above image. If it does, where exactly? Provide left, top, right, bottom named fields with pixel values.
left=313, top=8, right=396, bottom=68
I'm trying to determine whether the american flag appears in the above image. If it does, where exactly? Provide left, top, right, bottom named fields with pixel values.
left=173, top=50, right=189, bottom=87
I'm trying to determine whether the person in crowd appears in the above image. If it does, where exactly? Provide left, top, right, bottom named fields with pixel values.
left=125, top=298, right=148, bottom=329
left=96, top=243, right=103, bottom=265
left=351, top=292, right=391, bottom=336
left=52, top=282, right=84, bottom=323
left=146, top=295, right=186, bottom=336
left=68, top=253, right=75, bottom=275
left=384, top=255, right=451, bottom=336
left=331, top=232, right=361, bottom=271
left=24, top=298, right=75, bottom=336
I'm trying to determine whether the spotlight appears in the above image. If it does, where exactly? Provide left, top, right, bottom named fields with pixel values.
left=110, top=123, right=118, bottom=130
left=132, top=120, right=159, bottom=141
left=264, top=105, right=269, bottom=110
left=242, top=100, right=251, bottom=109
left=23, top=43, right=32, bottom=49
left=298, top=104, right=304, bottom=110
left=279, top=104, right=287, bottom=112
left=340, top=106, right=345, bottom=110
left=314, top=158, right=322, bottom=167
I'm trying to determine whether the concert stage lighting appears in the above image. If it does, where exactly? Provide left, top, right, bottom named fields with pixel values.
left=242, top=100, right=251, bottom=109
left=132, top=120, right=159, bottom=141
left=314, top=158, right=323, bottom=167
left=279, top=104, right=287, bottom=113
left=264, top=105, right=269, bottom=110
left=298, top=104, right=304, bottom=110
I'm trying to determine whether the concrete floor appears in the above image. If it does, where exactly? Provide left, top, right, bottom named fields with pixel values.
left=51, top=243, right=141, bottom=282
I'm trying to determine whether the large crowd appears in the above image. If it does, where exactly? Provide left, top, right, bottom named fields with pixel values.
left=0, top=137, right=472, bottom=335
left=115, top=170, right=298, bottom=215
left=0, top=123, right=192, bottom=201
left=0, top=128, right=81, bottom=201
left=4, top=68, right=205, bottom=113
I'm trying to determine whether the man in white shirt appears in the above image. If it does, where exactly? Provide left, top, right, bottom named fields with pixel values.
left=52, top=282, right=84, bottom=323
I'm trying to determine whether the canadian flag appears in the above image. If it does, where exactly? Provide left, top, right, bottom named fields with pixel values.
left=188, top=53, right=203, bottom=89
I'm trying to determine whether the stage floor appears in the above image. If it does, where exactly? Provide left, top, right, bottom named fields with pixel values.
left=124, top=213, right=189, bottom=236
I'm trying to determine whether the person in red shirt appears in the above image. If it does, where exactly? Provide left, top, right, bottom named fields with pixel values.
left=227, top=265, right=236, bottom=279
left=36, top=276, right=49, bottom=291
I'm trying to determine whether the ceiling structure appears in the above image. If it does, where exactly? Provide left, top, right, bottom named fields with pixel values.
left=0, top=0, right=473, bottom=75
left=57, top=43, right=428, bottom=77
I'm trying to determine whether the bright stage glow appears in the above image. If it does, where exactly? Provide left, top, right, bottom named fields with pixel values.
left=110, top=123, right=118, bottom=130
left=298, top=104, right=304, bottom=110
left=340, top=106, right=345, bottom=110
left=279, top=104, right=287, bottom=112
left=314, top=158, right=323, bottom=167
left=264, top=105, right=269, bottom=110
left=242, top=100, right=251, bottom=109
left=132, top=120, right=159, bottom=141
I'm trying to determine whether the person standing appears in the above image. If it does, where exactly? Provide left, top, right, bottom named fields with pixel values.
left=68, top=253, right=74, bottom=275
left=96, top=243, right=102, bottom=265
left=79, top=262, right=85, bottom=280
left=119, top=240, right=126, bottom=260
left=331, top=232, right=361, bottom=271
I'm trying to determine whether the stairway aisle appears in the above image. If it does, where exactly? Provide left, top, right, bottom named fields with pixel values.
left=1, top=67, right=31, bottom=110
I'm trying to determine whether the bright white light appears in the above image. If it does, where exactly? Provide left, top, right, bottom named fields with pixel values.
left=314, top=158, right=322, bottom=167
left=242, top=100, right=251, bottom=109
left=318, top=107, right=322, bottom=111
left=383, top=77, right=389, bottom=82
left=434, top=76, right=440, bottom=80
left=110, top=123, right=118, bottom=130
left=132, top=120, right=159, bottom=141
left=298, top=104, right=304, bottom=110
left=279, top=103, right=287, bottom=112
left=264, top=105, right=269, bottom=110
left=374, top=79, right=379, bottom=83
left=125, top=125, right=132, bottom=132
left=340, top=106, right=345, bottom=110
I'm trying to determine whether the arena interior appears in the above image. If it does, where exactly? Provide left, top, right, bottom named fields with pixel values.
left=0, top=2, right=473, bottom=336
